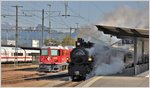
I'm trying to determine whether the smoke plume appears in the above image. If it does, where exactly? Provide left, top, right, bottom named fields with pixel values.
left=77, top=5, right=149, bottom=44
left=99, top=6, right=149, bottom=29
left=86, top=43, right=128, bottom=78
left=78, top=5, right=148, bottom=77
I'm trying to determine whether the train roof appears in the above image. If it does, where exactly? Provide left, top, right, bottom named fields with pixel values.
left=41, top=46, right=64, bottom=49
left=41, top=46, right=75, bottom=50
left=1, top=45, right=41, bottom=50
left=1, top=46, right=22, bottom=50
left=64, top=46, right=75, bottom=49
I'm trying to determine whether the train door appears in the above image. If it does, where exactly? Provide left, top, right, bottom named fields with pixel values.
left=61, top=49, right=67, bottom=63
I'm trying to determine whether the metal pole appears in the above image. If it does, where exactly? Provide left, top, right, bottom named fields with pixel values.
left=48, top=4, right=51, bottom=45
left=70, top=27, right=72, bottom=45
left=12, top=5, right=23, bottom=66
left=15, top=6, right=19, bottom=66
left=42, top=9, right=44, bottom=46
left=6, top=29, right=8, bottom=44
left=76, top=23, right=79, bottom=39
left=142, top=40, right=144, bottom=63
left=65, top=1, right=68, bottom=18
left=109, top=35, right=112, bottom=45
left=134, top=37, right=137, bottom=75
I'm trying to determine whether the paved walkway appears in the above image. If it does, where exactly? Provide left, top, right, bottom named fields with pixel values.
left=77, top=76, right=149, bottom=87
left=137, top=70, right=149, bottom=77
left=77, top=70, right=149, bottom=87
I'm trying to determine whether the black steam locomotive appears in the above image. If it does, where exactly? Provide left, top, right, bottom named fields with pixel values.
left=68, top=38, right=149, bottom=81
left=68, top=38, right=94, bottom=81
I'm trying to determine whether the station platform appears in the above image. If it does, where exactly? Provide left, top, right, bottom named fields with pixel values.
left=76, top=70, right=149, bottom=87
left=136, top=70, right=149, bottom=77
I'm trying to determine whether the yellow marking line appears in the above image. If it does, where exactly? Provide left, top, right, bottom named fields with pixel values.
left=83, top=76, right=103, bottom=87
left=146, top=75, right=149, bottom=77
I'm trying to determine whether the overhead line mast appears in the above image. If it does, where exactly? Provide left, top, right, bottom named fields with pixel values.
left=22, top=8, right=60, bottom=46
left=62, top=1, right=70, bottom=18
left=48, top=4, right=51, bottom=45
left=12, top=5, right=23, bottom=66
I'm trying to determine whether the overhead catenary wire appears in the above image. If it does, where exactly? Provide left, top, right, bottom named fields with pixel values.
left=2, top=8, right=41, bottom=27
left=2, top=13, right=36, bottom=28
left=67, top=6, right=93, bottom=25
left=3, top=3, right=79, bottom=29
left=2, top=2, right=98, bottom=47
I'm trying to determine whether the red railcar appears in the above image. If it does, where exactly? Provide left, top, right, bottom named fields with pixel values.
left=39, top=46, right=73, bottom=72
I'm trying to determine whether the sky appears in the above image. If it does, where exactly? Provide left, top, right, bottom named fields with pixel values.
left=1, top=1, right=149, bottom=32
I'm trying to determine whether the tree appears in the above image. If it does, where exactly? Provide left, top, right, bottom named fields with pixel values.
left=44, top=39, right=61, bottom=46
left=62, top=35, right=75, bottom=46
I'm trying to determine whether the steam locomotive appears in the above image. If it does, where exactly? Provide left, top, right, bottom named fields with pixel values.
left=68, top=38, right=149, bottom=81
left=68, top=38, right=94, bottom=81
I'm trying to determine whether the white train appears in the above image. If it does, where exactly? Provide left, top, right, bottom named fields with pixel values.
left=1, top=46, right=40, bottom=63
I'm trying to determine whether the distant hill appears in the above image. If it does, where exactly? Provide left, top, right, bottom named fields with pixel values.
left=1, top=22, right=76, bottom=47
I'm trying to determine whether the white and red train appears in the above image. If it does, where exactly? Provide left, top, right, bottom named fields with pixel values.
left=1, top=46, right=40, bottom=63
left=1, top=45, right=75, bottom=72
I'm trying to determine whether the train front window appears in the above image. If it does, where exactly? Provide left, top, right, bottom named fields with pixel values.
left=41, top=49, right=48, bottom=56
left=51, top=50, right=59, bottom=56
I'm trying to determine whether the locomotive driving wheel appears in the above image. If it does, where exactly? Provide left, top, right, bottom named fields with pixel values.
left=71, top=75, right=86, bottom=81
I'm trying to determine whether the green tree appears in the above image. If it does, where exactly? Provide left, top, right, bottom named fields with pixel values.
left=62, top=35, right=75, bottom=46
left=44, top=39, right=61, bottom=46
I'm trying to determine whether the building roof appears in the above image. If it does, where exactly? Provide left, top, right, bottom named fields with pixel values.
left=96, top=25, right=149, bottom=38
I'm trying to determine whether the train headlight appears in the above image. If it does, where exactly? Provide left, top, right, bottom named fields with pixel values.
left=66, top=57, right=68, bottom=60
left=88, top=58, right=92, bottom=61
left=47, top=57, right=51, bottom=60
left=75, top=71, right=80, bottom=75
left=77, top=42, right=80, bottom=46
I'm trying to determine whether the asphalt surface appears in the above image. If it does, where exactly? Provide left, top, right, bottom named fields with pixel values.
left=77, top=71, right=149, bottom=87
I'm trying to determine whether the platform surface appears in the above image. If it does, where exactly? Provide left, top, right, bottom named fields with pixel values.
left=77, top=70, right=149, bottom=87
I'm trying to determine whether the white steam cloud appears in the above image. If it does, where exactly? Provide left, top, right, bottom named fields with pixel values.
left=77, top=5, right=148, bottom=77
left=99, top=6, right=149, bottom=29
left=86, top=43, right=128, bottom=78
left=78, top=6, right=149, bottom=44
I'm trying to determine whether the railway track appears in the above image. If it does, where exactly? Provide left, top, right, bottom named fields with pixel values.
left=2, top=73, right=39, bottom=84
left=2, top=74, right=36, bottom=80
left=26, top=72, right=69, bottom=80
left=1, top=63, right=35, bottom=67
left=2, top=67, right=38, bottom=72
left=2, top=72, right=68, bottom=85
left=2, top=64, right=38, bottom=72
left=2, top=70, right=82, bottom=87
left=2, top=64, right=74, bottom=87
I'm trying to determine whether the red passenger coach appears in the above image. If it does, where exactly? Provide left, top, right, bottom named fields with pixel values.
left=39, top=46, right=73, bottom=72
